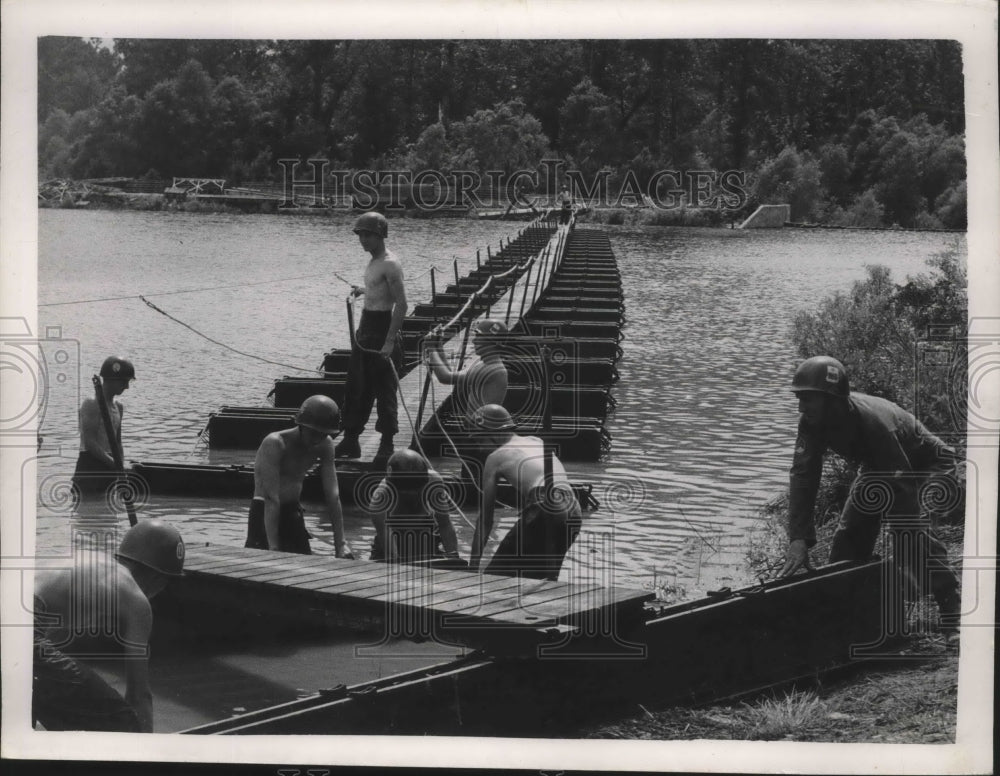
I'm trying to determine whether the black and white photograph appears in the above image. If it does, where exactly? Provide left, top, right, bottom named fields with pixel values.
left=2, top=0, right=997, bottom=773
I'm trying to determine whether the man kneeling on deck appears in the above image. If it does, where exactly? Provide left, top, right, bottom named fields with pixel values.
left=246, top=395, right=352, bottom=557
left=33, top=520, right=185, bottom=732
left=778, top=356, right=961, bottom=640
left=469, top=404, right=582, bottom=580
left=367, top=449, right=462, bottom=565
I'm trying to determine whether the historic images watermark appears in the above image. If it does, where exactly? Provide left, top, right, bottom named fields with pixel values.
left=277, top=158, right=748, bottom=211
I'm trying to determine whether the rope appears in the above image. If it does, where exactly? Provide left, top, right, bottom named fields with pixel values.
left=139, top=296, right=322, bottom=374
left=40, top=272, right=332, bottom=308
left=387, top=358, right=477, bottom=531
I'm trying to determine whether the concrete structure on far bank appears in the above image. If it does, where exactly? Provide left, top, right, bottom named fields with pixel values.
left=739, top=204, right=790, bottom=228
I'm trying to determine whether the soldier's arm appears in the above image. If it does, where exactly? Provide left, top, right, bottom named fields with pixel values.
left=471, top=454, right=500, bottom=571
left=319, top=440, right=350, bottom=558
left=120, top=592, right=154, bottom=732
left=382, top=262, right=407, bottom=355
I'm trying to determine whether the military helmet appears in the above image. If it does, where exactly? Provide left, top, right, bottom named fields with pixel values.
left=467, top=403, right=516, bottom=433
left=791, top=356, right=850, bottom=398
left=386, top=449, right=430, bottom=491
left=474, top=318, right=508, bottom=337
left=295, top=395, right=341, bottom=435
left=115, top=519, right=185, bottom=577
left=100, top=356, right=136, bottom=381
left=353, top=211, right=388, bottom=238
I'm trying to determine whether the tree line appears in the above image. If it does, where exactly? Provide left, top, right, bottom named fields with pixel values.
left=38, top=38, right=966, bottom=227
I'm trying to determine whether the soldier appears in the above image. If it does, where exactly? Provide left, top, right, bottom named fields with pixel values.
left=33, top=520, right=185, bottom=732
left=368, top=449, right=460, bottom=564
left=779, top=356, right=962, bottom=640
left=469, top=404, right=582, bottom=580
left=247, top=395, right=352, bottom=557
left=335, top=212, right=407, bottom=467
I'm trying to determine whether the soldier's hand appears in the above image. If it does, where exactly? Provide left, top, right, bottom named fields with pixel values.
left=379, top=342, right=395, bottom=359
left=351, top=285, right=364, bottom=298
left=778, top=539, right=812, bottom=577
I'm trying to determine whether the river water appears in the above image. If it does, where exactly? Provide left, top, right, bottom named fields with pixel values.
left=35, top=209, right=965, bottom=595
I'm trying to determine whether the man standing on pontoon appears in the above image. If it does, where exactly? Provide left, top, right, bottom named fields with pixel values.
left=335, top=211, right=407, bottom=468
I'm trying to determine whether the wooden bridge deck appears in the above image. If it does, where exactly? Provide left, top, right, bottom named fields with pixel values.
left=172, top=543, right=652, bottom=651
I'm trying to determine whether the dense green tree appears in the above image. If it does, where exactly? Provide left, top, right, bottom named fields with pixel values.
left=36, top=37, right=967, bottom=227
left=38, top=37, right=118, bottom=121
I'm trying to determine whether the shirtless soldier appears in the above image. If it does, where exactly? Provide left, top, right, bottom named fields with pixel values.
left=367, top=449, right=460, bottom=564
left=246, top=395, right=352, bottom=557
left=469, top=404, right=582, bottom=580
left=33, top=520, right=185, bottom=732
left=72, top=356, right=135, bottom=516
left=335, top=212, right=407, bottom=466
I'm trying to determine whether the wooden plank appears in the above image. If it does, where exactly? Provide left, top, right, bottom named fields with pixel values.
left=378, top=571, right=526, bottom=609
left=465, top=582, right=608, bottom=620
left=249, top=563, right=360, bottom=586
left=402, top=575, right=528, bottom=609
left=178, top=543, right=652, bottom=637
left=295, top=563, right=400, bottom=594
left=184, top=553, right=328, bottom=576
left=388, top=569, right=509, bottom=604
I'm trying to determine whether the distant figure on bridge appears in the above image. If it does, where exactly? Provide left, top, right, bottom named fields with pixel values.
left=778, top=356, right=962, bottom=640
left=33, top=520, right=185, bottom=732
left=72, top=356, right=135, bottom=521
left=247, top=395, right=352, bottom=557
left=335, top=212, right=407, bottom=468
left=468, top=405, right=582, bottom=580
left=367, top=449, right=461, bottom=565
left=558, top=185, right=573, bottom=224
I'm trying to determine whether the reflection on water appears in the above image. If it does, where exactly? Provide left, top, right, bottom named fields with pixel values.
left=36, top=211, right=964, bottom=595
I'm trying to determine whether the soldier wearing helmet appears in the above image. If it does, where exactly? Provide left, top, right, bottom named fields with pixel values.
left=780, top=356, right=961, bottom=637
left=335, top=211, right=407, bottom=466
left=32, top=520, right=185, bottom=732
left=467, top=404, right=583, bottom=580
left=425, top=318, right=509, bottom=418
left=72, top=356, right=136, bottom=518
left=246, top=395, right=352, bottom=557
left=366, top=449, right=460, bottom=564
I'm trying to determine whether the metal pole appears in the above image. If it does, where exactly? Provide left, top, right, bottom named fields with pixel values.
left=413, top=344, right=434, bottom=449
left=430, top=267, right=437, bottom=320
left=476, top=249, right=480, bottom=269
left=518, top=254, right=535, bottom=322
left=504, top=267, right=519, bottom=326
left=533, top=246, right=551, bottom=309
left=346, top=296, right=356, bottom=349
left=541, top=347, right=554, bottom=495
left=457, top=296, right=476, bottom=370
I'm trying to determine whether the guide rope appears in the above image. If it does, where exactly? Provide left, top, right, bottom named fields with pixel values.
left=140, top=296, right=322, bottom=374
left=40, top=272, right=331, bottom=308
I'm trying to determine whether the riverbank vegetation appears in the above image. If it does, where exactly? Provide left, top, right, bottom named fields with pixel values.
left=39, top=39, right=965, bottom=228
